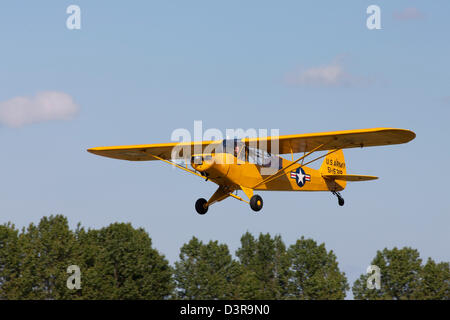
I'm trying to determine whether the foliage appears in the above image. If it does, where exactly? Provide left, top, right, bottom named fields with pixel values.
left=235, top=232, right=291, bottom=299
left=0, top=216, right=173, bottom=299
left=353, top=247, right=450, bottom=300
left=1, top=215, right=448, bottom=300
left=235, top=232, right=348, bottom=299
left=76, top=222, right=174, bottom=299
left=174, top=237, right=240, bottom=299
left=287, top=237, right=349, bottom=299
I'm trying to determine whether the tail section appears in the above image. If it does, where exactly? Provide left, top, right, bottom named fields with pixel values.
left=320, top=150, right=347, bottom=190
left=320, top=150, right=378, bottom=191
left=320, top=150, right=347, bottom=176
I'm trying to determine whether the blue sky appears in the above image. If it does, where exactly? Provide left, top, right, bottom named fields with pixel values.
left=1, top=1, right=449, bottom=297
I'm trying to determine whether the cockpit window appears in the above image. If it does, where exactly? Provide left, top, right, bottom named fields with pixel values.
left=221, top=139, right=244, bottom=156
left=248, top=147, right=282, bottom=169
left=220, top=139, right=281, bottom=169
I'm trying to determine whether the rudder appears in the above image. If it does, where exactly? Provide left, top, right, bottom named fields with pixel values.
left=320, top=150, right=347, bottom=190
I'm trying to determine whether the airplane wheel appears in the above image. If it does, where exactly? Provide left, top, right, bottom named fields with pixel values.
left=332, top=191, right=345, bottom=207
left=250, top=195, right=263, bottom=212
left=195, top=198, right=208, bottom=215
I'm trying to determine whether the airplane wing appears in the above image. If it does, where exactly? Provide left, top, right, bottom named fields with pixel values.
left=87, top=140, right=221, bottom=161
left=242, top=128, right=415, bottom=154
left=88, top=128, right=415, bottom=160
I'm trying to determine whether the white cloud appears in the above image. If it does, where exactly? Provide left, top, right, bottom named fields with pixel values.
left=393, top=7, right=425, bottom=21
left=285, top=58, right=371, bottom=87
left=0, top=91, right=79, bottom=127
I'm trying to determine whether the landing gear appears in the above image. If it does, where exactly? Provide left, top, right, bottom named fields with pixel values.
left=332, top=191, right=344, bottom=206
left=250, top=195, right=263, bottom=212
left=196, top=189, right=262, bottom=214
left=195, top=198, right=208, bottom=215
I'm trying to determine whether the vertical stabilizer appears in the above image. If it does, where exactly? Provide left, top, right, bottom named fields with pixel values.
left=320, top=150, right=347, bottom=190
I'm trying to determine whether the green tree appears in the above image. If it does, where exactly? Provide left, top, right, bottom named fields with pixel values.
left=0, top=223, right=21, bottom=299
left=421, top=258, right=450, bottom=300
left=78, top=222, right=173, bottom=299
left=287, top=237, right=349, bottom=299
left=174, top=237, right=240, bottom=299
left=353, top=247, right=424, bottom=300
left=1, top=216, right=173, bottom=300
left=235, top=232, right=291, bottom=299
left=11, top=215, right=79, bottom=299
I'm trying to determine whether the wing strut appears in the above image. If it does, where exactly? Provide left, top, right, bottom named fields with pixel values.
left=151, top=154, right=207, bottom=180
left=252, top=144, right=324, bottom=188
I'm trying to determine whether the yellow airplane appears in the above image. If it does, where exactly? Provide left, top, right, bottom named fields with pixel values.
left=87, top=128, right=415, bottom=214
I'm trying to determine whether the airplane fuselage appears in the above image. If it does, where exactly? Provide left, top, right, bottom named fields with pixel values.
left=191, top=152, right=345, bottom=192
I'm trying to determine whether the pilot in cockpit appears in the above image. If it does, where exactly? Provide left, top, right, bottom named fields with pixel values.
left=234, top=145, right=240, bottom=157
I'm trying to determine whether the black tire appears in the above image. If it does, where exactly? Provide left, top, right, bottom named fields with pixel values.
left=338, top=197, right=344, bottom=206
left=195, top=198, right=208, bottom=215
left=250, top=195, right=263, bottom=212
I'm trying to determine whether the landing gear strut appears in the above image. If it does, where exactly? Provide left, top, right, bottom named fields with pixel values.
left=332, top=191, right=345, bottom=206
left=195, top=198, right=208, bottom=215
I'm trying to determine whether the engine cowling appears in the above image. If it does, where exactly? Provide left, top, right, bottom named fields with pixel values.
left=191, top=153, right=231, bottom=180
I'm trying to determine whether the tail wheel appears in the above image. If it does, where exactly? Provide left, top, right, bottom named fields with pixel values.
left=195, top=198, right=208, bottom=215
left=250, top=195, right=263, bottom=212
left=332, top=191, right=345, bottom=207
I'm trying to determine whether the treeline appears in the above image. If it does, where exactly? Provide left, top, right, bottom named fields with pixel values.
left=0, top=215, right=448, bottom=300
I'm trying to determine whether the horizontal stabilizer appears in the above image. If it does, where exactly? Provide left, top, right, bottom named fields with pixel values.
left=322, top=174, right=378, bottom=182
